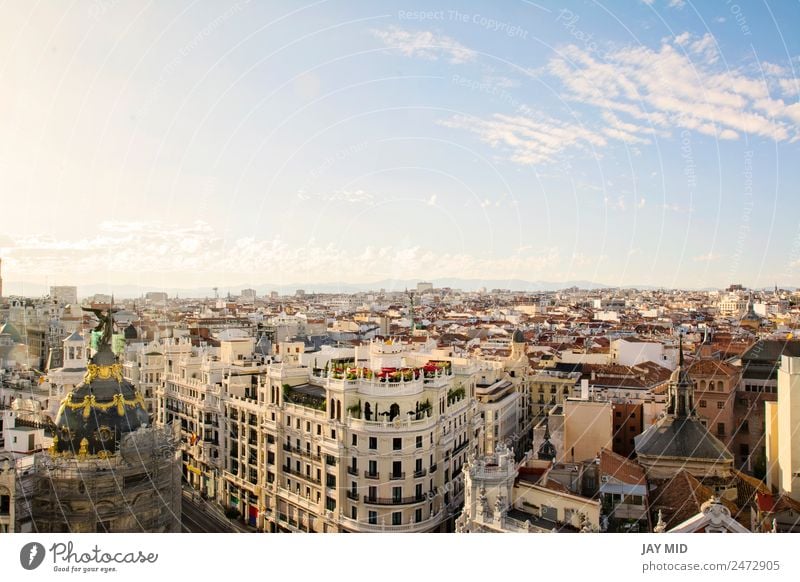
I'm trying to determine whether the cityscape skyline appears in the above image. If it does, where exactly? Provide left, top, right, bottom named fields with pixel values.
left=1, top=1, right=799, bottom=290
left=0, top=276, right=795, bottom=301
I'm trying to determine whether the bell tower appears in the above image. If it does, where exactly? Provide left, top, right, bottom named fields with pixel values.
left=667, top=334, right=695, bottom=418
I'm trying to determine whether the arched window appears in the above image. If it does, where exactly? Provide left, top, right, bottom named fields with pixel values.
left=717, top=381, right=724, bottom=392
left=389, top=403, right=400, bottom=421
left=699, top=380, right=707, bottom=391
left=330, top=399, right=335, bottom=419
left=364, top=402, right=372, bottom=421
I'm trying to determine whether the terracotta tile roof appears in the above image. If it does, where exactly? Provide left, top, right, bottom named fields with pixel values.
left=649, top=471, right=743, bottom=530
left=688, top=359, right=741, bottom=378
left=599, top=448, right=646, bottom=486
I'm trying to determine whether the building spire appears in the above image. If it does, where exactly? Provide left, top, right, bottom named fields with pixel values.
left=678, top=333, right=684, bottom=368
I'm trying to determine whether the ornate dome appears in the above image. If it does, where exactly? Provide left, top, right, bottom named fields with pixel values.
left=123, top=322, right=138, bottom=339
left=54, top=309, right=149, bottom=456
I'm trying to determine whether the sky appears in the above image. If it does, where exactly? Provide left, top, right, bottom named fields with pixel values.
left=1, top=0, right=799, bottom=293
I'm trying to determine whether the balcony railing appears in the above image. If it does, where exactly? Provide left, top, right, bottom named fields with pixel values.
left=284, top=466, right=322, bottom=485
left=339, top=508, right=445, bottom=533
left=347, top=490, right=359, bottom=501
left=282, top=444, right=321, bottom=461
left=389, top=472, right=406, bottom=481
left=413, top=469, right=427, bottom=478
left=347, top=466, right=358, bottom=476
left=364, top=471, right=380, bottom=480
left=363, top=495, right=426, bottom=506
left=453, top=440, right=469, bottom=455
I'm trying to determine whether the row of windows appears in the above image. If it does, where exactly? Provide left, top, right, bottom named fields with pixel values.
left=742, top=384, right=777, bottom=394
left=360, top=434, right=434, bottom=451
left=697, top=400, right=726, bottom=409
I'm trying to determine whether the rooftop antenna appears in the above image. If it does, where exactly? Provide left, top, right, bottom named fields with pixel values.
left=212, top=287, right=219, bottom=300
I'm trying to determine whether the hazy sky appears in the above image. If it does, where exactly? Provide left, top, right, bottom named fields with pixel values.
left=1, top=0, right=799, bottom=291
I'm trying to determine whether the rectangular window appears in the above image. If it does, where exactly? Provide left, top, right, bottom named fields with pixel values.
left=369, top=511, right=378, bottom=525
left=392, top=486, right=402, bottom=502
left=392, top=511, right=402, bottom=526
left=416, top=436, right=423, bottom=448
left=739, top=443, right=750, bottom=456
left=368, top=486, right=377, bottom=501
left=326, top=497, right=336, bottom=512
left=326, top=474, right=336, bottom=488
left=331, top=429, right=336, bottom=439
left=351, top=506, right=357, bottom=520
left=286, top=415, right=291, bottom=426
left=415, top=458, right=423, bottom=473
left=352, top=434, right=358, bottom=446
left=415, top=508, right=423, bottom=523
left=393, top=460, right=402, bottom=478
left=699, top=400, right=707, bottom=408
left=368, top=460, right=377, bottom=476
left=717, top=401, right=724, bottom=409
left=717, top=422, right=725, bottom=436
left=393, top=438, right=402, bottom=451
left=415, top=483, right=423, bottom=500
left=369, top=437, right=377, bottom=450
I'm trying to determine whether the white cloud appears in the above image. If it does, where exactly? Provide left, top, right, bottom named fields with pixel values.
left=371, top=26, right=476, bottom=64
left=687, top=32, right=719, bottom=64
left=439, top=112, right=610, bottom=165
left=668, top=0, right=686, bottom=9
left=1, top=221, right=565, bottom=283
left=547, top=36, right=800, bottom=142
left=762, top=62, right=787, bottom=77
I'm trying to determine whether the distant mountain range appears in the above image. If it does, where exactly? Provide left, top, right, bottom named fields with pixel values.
left=2, top=278, right=748, bottom=299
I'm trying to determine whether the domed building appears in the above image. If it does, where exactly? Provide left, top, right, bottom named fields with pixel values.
left=740, top=295, right=762, bottom=331
left=634, top=337, right=733, bottom=480
left=54, top=337, right=149, bottom=455
left=123, top=322, right=138, bottom=340
left=13, top=308, right=182, bottom=533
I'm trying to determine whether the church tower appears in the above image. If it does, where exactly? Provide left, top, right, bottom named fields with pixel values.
left=666, top=335, right=695, bottom=417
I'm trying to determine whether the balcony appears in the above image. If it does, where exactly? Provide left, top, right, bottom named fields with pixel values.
left=413, top=469, right=427, bottom=478
left=363, top=494, right=426, bottom=506
left=429, top=464, right=437, bottom=473
left=453, top=440, right=469, bottom=455
left=389, top=472, right=406, bottom=481
left=347, top=466, right=359, bottom=476
left=288, top=446, right=321, bottom=462
left=347, top=490, right=359, bottom=501
left=364, top=471, right=380, bottom=480
left=339, top=508, right=445, bottom=533
left=284, top=466, right=322, bottom=486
